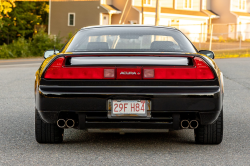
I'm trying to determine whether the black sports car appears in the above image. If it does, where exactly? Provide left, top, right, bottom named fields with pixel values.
left=35, top=25, right=224, bottom=144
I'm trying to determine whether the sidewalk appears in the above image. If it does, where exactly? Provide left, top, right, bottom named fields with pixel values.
left=0, top=58, right=44, bottom=66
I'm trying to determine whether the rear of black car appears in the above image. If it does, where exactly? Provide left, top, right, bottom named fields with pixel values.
left=35, top=26, right=223, bottom=144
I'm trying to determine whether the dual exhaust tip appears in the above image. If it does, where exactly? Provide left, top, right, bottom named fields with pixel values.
left=181, top=120, right=199, bottom=129
left=58, top=118, right=198, bottom=129
left=57, top=119, right=75, bottom=128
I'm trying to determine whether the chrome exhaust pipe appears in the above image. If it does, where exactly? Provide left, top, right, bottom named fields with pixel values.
left=57, top=119, right=66, bottom=128
left=180, top=120, right=190, bottom=129
left=66, top=119, right=75, bottom=128
left=189, top=120, right=199, bottom=129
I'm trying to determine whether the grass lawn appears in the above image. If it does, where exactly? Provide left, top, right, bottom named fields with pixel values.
left=214, top=49, right=250, bottom=59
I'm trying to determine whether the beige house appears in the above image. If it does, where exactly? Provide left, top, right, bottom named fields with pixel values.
left=208, top=0, right=250, bottom=40
left=50, top=0, right=218, bottom=42
left=131, top=0, right=218, bottom=42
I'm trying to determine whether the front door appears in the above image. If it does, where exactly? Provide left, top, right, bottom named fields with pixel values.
left=103, top=14, right=109, bottom=25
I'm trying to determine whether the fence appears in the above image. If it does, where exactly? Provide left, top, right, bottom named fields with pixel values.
left=170, top=23, right=250, bottom=58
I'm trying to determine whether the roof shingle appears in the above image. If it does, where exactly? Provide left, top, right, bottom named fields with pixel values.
left=232, top=12, right=250, bottom=17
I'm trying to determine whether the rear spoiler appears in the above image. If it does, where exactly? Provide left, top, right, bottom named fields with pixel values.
left=70, top=57, right=190, bottom=66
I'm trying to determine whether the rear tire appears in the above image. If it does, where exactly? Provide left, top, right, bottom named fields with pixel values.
left=35, top=109, right=64, bottom=143
left=194, top=108, right=223, bottom=144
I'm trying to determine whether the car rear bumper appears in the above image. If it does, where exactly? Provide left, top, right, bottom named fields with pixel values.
left=36, top=85, right=223, bottom=127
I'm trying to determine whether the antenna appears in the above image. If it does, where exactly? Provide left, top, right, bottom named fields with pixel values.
left=54, top=45, right=56, bottom=54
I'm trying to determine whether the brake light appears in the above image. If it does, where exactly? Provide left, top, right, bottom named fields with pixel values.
left=144, top=57, right=214, bottom=80
left=194, top=57, right=214, bottom=79
left=44, top=57, right=65, bottom=79
left=44, top=57, right=214, bottom=80
left=143, top=68, right=197, bottom=79
left=44, top=57, right=115, bottom=79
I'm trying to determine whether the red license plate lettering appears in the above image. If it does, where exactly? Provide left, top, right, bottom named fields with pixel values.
left=112, top=100, right=147, bottom=116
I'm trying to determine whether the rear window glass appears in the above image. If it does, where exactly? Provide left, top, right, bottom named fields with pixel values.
left=66, top=27, right=197, bottom=53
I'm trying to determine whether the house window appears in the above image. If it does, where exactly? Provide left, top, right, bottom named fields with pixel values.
left=68, top=13, right=75, bottom=26
left=184, top=0, right=192, bottom=9
left=143, top=0, right=152, bottom=6
left=239, top=0, right=246, bottom=10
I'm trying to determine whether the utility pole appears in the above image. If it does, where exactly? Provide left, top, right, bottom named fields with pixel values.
left=48, top=0, right=51, bottom=35
left=239, top=22, right=242, bottom=49
left=155, top=0, right=160, bottom=26
left=209, top=24, right=213, bottom=51
left=141, top=0, right=144, bottom=24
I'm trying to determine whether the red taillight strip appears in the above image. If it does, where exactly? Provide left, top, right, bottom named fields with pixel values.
left=194, top=57, right=215, bottom=80
left=44, top=57, right=115, bottom=79
left=143, top=57, right=214, bottom=80
left=143, top=68, right=197, bottom=80
left=44, top=57, right=215, bottom=80
left=45, top=67, right=116, bottom=79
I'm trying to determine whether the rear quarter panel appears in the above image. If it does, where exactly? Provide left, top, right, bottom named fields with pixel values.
left=35, top=54, right=58, bottom=98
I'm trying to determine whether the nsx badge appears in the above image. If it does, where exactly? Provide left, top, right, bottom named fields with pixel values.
left=120, top=72, right=141, bottom=75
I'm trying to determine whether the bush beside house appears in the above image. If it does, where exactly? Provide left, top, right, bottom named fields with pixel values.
left=0, top=31, right=64, bottom=59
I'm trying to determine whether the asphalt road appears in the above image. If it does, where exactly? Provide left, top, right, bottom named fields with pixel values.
left=0, top=58, right=250, bottom=165
left=0, top=58, right=43, bottom=67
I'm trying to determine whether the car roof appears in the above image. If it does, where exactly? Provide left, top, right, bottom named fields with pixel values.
left=81, top=25, right=178, bottom=30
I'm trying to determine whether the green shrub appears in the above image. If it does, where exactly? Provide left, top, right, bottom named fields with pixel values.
left=11, top=37, right=31, bottom=58
left=0, top=30, right=65, bottom=59
left=0, top=44, right=12, bottom=59
left=30, top=30, right=64, bottom=56
left=0, top=36, right=31, bottom=59
left=65, top=32, right=73, bottom=43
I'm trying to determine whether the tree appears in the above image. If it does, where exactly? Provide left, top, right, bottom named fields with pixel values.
left=0, top=0, right=15, bottom=17
left=0, top=0, right=15, bottom=26
left=0, top=1, right=49, bottom=45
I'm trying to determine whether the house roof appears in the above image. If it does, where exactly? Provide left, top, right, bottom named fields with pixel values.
left=15, top=0, right=99, bottom=2
left=203, top=10, right=220, bottom=18
left=135, top=7, right=208, bottom=18
left=101, top=4, right=121, bottom=14
left=232, top=12, right=250, bottom=17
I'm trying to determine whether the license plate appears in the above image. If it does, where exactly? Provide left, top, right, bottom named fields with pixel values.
left=111, top=100, right=147, bottom=117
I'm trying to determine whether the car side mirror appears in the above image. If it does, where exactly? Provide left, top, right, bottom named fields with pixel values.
left=44, top=49, right=60, bottom=59
left=198, top=50, right=215, bottom=59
